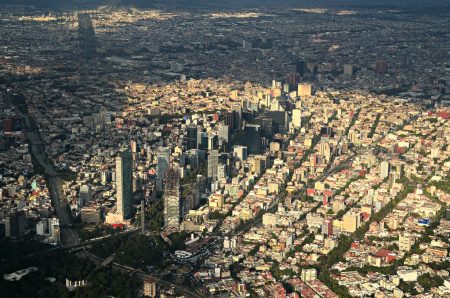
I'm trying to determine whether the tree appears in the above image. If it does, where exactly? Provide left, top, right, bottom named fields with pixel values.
left=168, top=231, right=188, bottom=252
left=418, top=273, right=443, bottom=290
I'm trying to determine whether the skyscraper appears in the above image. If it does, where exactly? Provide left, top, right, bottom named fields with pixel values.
left=156, top=147, right=170, bottom=191
left=375, top=60, right=387, bottom=75
left=197, top=130, right=208, bottom=150
left=243, top=124, right=262, bottom=154
left=296, top=60, right=306, bottom=77
left=287, top=72, right=300, bottom=87
left=224, top=112, right=234, bottom=131
left=79, top=184, right=92, bottom=206
left=164, top=166, right=181, bottom=230
left=218, top=123, right=230, bottom=146
left=207, top=150, right=220, bottom=180
left=186, top=125, right=198, bottom=150
left=5, top=210, right=26, bottom=239
left=207, top=134, right=218, bottom=150
left=77, top=13, right=96, bottom=57
left=232, top=104, right=242, bottom=132
left=116, top=148, right=133, bottom=220
left=267, top=111, right=288, bottom=134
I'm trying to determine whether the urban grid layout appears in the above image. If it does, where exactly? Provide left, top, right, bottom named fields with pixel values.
left=0, top=0, right=449, bottom=297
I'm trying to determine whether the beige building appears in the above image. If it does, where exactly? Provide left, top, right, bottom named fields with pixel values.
left=144, top=278, right=156, bottom=297
left=298, top=83, right=312, bottom=97
left=342, top=211, right=361, bottom=233
left=301, top=268, right=317, bottom=281
left=292, top=109, right=302, bottom=128
left=399, top=233, right=413, bottom=251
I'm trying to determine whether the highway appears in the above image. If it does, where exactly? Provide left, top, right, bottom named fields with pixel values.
left=86, top=252, right=206, bottom=298
left=5, top=91, right=80, bottom=246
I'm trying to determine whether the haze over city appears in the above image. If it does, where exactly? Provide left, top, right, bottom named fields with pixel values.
left=0, top=0, right=449, bottom=297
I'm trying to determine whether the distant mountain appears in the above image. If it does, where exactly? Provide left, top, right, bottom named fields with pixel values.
left=0, top=0, right=449, bottom=10
left=0, top=0, right=156, bottom=9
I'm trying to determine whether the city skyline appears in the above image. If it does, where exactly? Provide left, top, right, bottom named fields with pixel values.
left=0, top=1, right=449, bottom=297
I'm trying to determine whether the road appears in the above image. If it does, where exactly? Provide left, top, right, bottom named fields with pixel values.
left=226, top=153, right=356, bottom=238
left=5, top=91, right=80, bottom=246
left=86, top=252, right=206, bottom=298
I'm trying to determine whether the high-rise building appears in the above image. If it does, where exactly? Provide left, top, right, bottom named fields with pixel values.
left=207, top=150, right=220, bottom=180
left=217, top=123, right=230, bottom=145
left=292, top=109, right=302, bottom=129
left=301, top=268, right=317, bottom=281
left=77, top=13, right=96, bottom=57
left=164, top=166, right=181, bottom=230
left=156, top=147, right=170, bottom=191
left=36, top=220, right=48, bottom=235
left=116, top=148, right=133, bottom=219
left=296, top=60, right=306, bottom=77
left=375, top=60, right=387, bottom=75
left=255, top=116, right=273, bottom=139
left=207, top=134, right=218, bottom=150
left=79, top=184, right=92, bottom=206
left=267, top=111, right=288, bottom=133
left=287, top=72, right=300, bottom=87
left=342, top=211, right=361, bottom=233
left=232, top=104, right=242, bottom=132
left=80, top=206, right=101, bottom=224
left=5, top=210, right=26, bottom=239
left=242, top=40, right=252, bottom=49
left=130, top=139, right=138, bottom=154
left=250, top=155, right=266, bottom=175
left=399, top=233, right=413, bottom=251
left=217, top=164, right=228, bottom=181
left=321, top=218, right=333, bottom=237
left=186, top=125, right=198, bottom=150
left=224, top=112, right=234, bottom=131
left=48, top=217, right=60, bottom=243
left=233, top=145, right=248, bottom=161
left=343, top=64, right=354, bottom=76
left=243, top=124, right=262, bottom=154
left=298, top=83, right=312, bottom=97
left=197, top=131, right=208, bottom=150
left=196, top=175, right=207, bottom=198
left=380, top=161, right=390, bottom=179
